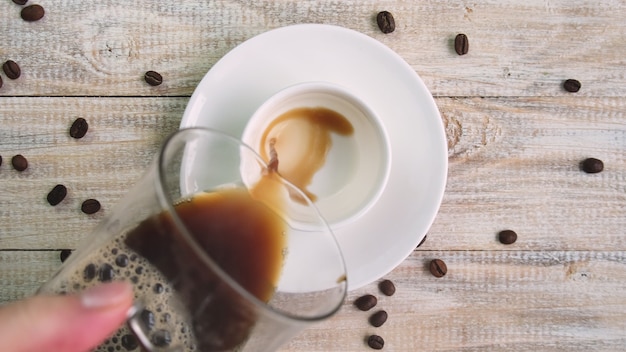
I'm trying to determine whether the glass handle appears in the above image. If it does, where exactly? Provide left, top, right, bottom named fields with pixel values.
left=127, top=303, right=183, bottom=352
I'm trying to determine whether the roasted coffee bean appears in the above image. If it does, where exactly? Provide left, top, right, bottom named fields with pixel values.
left=369, top=310, right=388, bottom=327
left=47, top=184, right=67, bottom=206
left=84, top=263, right=97, bottom=281
left=152, top=330, right=172, bottom=347
left=3, top=60, right=21, bottom=79
left=81, top=199, right=101, bottom=214
left=21, top=4, right=45, bottom=21
left=498, top=230, right=518, bottom=244
left=115, top=254, right=129, bottom=267
left=144, top=70, right=163, bottom=86
left=376, top=11, right=395, bottom=34
left=354, top=294, right=377, bottom=311
left=99, top=263, right=115, bottom=282
left=454, top=33, right=469, bottom=55
left=141, top=310, right=156, bottom=330
left=563, top=79, right=581, bottom=93
left=69, top=118, right=89, bottom=139
left=59, top=249, right=72, bottom=263
left=429, top=259, right=447, bottom=277
left=367, top=335, right=385, bottom=350
left=379, top=279, right=396, bottom=296
left=11, top=154, right=28, bottom=171
left=121, top=334, right=139, bottom=350
left=581, top=157, right=604, bottom=174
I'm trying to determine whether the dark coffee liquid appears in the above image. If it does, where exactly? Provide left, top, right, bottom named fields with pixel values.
left=125, top=188, right=286, bottom=350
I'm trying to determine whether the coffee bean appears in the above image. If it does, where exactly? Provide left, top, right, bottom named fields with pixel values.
left=429, top=259, right=447, bottom=277
left=369, top=310, right=388, bottom=328
left=81, top=199, right=101, bottom=214
left=378, top=279, right=396, bottom=296
left=59, top=249, right=72, bottom=263
left=84, top=263, right=97, bottom=281
left=498, top=229, right=517, bottom=244
left=144, top=70, right=163, bottom=86
left=47, top=184, right=67, bottom=206
left=581, top=157, right=603, bottom=174
left=454, top=34, right=469, bottom=55
left=12, top=0, right=28, bottom=5
left=376, top=11, right=395, bottom=34
left=152, top=330, right=172, bottom=347
left=69, top=118, right=89, bottom=139
left=11, top=154, right=28, bottom=171
left=2, top=60, right=21, bottom=80
left=121, top=334, right=139, bottom=350
left=367, top=335, right=384, bottom=350
left=21, top=4, right=45, bottom=21
left=354, top=294, right=377, bottom=311
left=99, top=263, right=115, bottom=282
left=563, top=79, right=581, bottom=93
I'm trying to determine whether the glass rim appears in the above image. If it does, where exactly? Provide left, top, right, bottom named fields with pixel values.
left=154, top=126, right=348, bottom=323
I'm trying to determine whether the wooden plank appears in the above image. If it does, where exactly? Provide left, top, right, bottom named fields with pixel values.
left=2, top=250, right=625, bottom=351
left=284, top=250, right=626, bottom=351
left=0, top=97, right=185, bottom=248
left=1, top=96, right=624, bottom=250
left=427, top=96, right=626, bottom=251
left=0, top=0, right=624, bottom=97
left=0, top=250, right=59, bottom=302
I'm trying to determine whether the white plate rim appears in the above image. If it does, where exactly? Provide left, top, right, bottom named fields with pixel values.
left=180, top=24, right=448, bottom=290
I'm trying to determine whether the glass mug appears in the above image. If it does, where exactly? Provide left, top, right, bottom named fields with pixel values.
left=38, top=127, right=348, bottom=351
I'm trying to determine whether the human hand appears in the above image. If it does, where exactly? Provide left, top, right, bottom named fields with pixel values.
left=0, top=281, right=133, bottom=352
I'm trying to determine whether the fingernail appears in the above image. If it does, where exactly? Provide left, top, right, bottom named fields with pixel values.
left=80, top=282, right=132, bottom=309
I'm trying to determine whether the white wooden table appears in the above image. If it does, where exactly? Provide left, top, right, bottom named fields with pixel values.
left=1, top=1, right=625, bottom=351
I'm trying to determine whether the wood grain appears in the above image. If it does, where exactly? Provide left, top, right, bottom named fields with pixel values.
left=2, top=250, right=625, bottom=351
left=1, top=97, right=623, bottom=250
left=0, top=0, right=624, bottom=97
left=0, top=1, right=625, bottom=351
left=0, top=251, right=59, bottom=302
left=430, top=96, right=626, bottom=251
left=0, top=97, right=184, bottom=248
left=283, top=250, right=626, bottom=351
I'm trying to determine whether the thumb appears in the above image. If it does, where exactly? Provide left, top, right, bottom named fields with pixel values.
left=0, top=281, right=134, bottom=352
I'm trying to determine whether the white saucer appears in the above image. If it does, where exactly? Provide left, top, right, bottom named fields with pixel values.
left=181, top=24, right=448, bottom=290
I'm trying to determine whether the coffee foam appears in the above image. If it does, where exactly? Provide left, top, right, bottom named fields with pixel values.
left=49, top=236, right=198, bottom=351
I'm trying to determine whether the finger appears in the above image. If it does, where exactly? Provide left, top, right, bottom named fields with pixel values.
left=0, top=281, right=133, bottom=352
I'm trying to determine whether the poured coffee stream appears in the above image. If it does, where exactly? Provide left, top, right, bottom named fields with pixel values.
left=259, top=106, right=354, bottom=202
